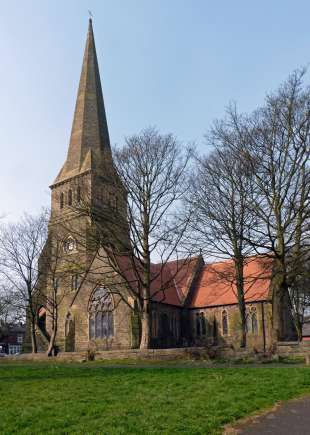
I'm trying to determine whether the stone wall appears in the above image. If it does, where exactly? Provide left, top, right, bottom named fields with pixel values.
left=189, top=301, right=274, bottom=352
left=276, top=341, right=310, bottom=357
left=9, top=347, right=208, bottom=362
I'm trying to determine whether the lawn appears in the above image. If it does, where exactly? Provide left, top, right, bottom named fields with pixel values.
left=0, top=363, right=310, bottom=434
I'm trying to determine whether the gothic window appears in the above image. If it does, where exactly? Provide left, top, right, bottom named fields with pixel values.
left=213, top=317, right=218, bottom=344
left=222, top=310, right=228, bottom=336
left=151, top=311, right=158, bottom=337
left=173, top=314, right=178, bottom=339
left=63, top=236, right=76, bottom=253
left=174, top=314, right=178, bottom=338
left=65, top=313, right=73, bottom=336
left=37, top=307, right=47, bottom=334
left=196, top=313, right=201, bottom=336
left=68, top=189, right=73, bottom=206
left=246, top=313, right=251, bottom=333
left=89, top=287, right=114, bottom=340
left=170, top=313, right=177, bottom=338
left=77, top=186, right=81, bottom=203
left=251, top=308, right=258, bottom=334
left=71, top=274, right=81, bottom=292
left=60, top=192, right=64, bottom=209
left=201, top=313, right=206, bottom=335
left=246, top=307, right=258, bottom=334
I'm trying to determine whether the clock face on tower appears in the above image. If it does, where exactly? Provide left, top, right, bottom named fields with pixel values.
left=63, top=236, right=76, bottom=253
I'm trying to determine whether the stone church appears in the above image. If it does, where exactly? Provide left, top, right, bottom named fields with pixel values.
left=27, top=19, right=286, bottom=354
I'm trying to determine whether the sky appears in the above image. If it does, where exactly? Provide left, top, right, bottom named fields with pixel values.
left=0, top=0, right=309, bottom=221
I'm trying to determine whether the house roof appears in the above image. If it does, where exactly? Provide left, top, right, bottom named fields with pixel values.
left=189, top=256, right=272, bottom=308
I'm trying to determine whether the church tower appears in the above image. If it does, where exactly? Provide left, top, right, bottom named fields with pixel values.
left=50, top=18, right=129, bottom=250
left=35, top=19, right=133, bottom=353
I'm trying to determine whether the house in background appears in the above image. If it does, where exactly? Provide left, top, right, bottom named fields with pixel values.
left=0, top=323, right=25, bottom=355
left=302, top=317, right=310, bottom=341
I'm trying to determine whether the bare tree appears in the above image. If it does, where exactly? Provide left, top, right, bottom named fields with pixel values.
left=0, top=285, right=13, bottom=326
left=185, top=139, right=259, bottom=347
left=223, top=70, right=310, bottom=340
left=70, top=128, right=193, bottom=349
left=113, top=129, right=193, bottom=348
left=0, top=283, right=24, bottom=326
left=0, top=211, right=48, bottom=353
left=38, top=235, right=64, bottom=356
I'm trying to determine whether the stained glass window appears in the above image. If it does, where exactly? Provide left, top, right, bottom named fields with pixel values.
left=89, top=287, right=114, bottom=339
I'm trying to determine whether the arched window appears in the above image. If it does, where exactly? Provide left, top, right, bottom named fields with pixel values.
left=251, top=309, right=258, bottom=334
left=172, top=314, right=177, bottom=338
left=175, top=314, right=179, bottom=339
left=201, top=313, right=206, bottom=335
left=65, top=313, right=73, bottom=337
left=151, top=311, right=158, bottom=337
left=222, top=310, right=228, bottom=336
left=89, top=287, right=114, bottom=340
left=77, top=186, right=81, bottom=203
left=68, top=189, right=73, bottom=206
left=196, top=313, right=201, bottom=336
left=246, top=312, right=252, bottom=333
left=37, top=307, right=47, bottom=334
left=71, top=274, right=81, bottom=292
left=60, top=192, right=64, bottom=209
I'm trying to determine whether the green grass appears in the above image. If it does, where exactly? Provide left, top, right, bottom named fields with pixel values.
left=0, top=363, right=310, bottom=434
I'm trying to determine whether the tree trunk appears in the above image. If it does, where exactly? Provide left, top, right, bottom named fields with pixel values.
left=139, top=300, right=151, bottom=349
left=240, top=308, right=247, bottom=348
left=271, top=261, right=288, bottom=341
left=295, top=319, right=303, bottom=342
left=47, top=294, right=58, bottom=356
left=47, top=326, right=57, bottom=356
left=30, top=314, right=37, bottom=354
left=234, top=256, right=247, bottom=348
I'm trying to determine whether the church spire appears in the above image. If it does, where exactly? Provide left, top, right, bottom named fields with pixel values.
left=54, top=18, right=112, bottom=185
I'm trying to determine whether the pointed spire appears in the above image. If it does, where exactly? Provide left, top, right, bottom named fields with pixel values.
left=54, top=19, right=112, bottom=184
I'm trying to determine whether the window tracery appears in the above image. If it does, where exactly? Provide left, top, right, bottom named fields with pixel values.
left=89, top=287, right=114, bottom=339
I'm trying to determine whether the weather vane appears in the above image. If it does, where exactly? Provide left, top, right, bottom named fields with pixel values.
left=88, top=10, right=93, bottom=20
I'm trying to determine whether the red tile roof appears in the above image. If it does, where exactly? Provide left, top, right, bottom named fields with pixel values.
left=150, top=257, right=201, bottom=306
left=190, top=256, right=272, bottom=308
left=112, top=252, right=272, bottom=308
left=113, top=254, right=201, bottom=307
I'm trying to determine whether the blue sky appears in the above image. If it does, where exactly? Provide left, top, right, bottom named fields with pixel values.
left=0, top=0, right=309, bottom=220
